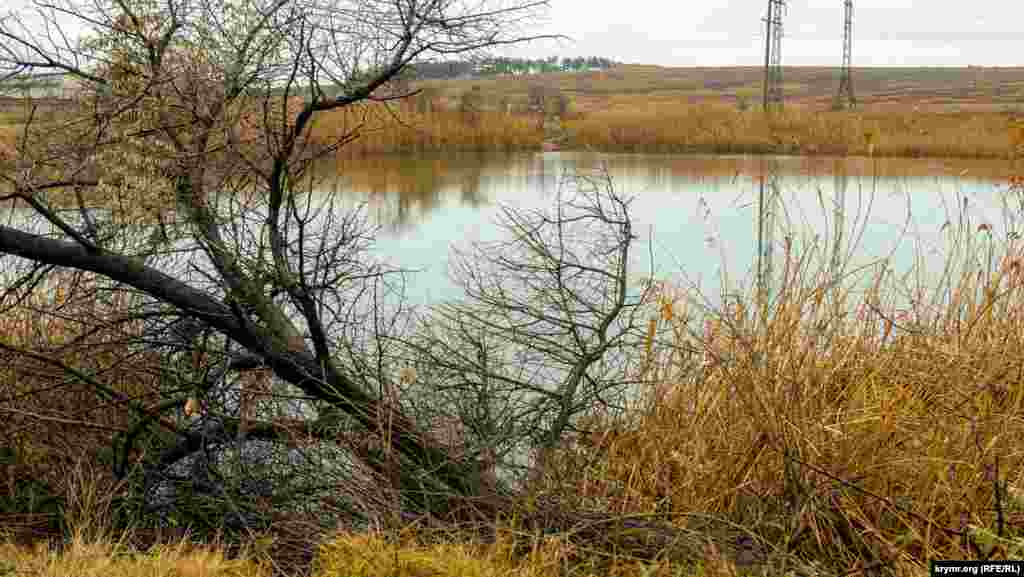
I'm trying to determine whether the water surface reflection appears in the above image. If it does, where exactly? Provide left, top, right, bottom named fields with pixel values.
left=318, top=152, right=1019, bottom=308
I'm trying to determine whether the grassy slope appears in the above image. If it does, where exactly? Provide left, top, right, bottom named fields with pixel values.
left=427, top=64, right=1024, bottom=114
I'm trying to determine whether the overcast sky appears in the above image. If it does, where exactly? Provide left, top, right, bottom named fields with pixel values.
left=4, top=0, right=1018, bottom=68
left=500, top=0, right=1022, bottom=67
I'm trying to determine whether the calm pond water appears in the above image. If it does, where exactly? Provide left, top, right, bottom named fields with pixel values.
left=8, top=152, right=1016, bottom=312
left=322, top=152, right=1022, bottom=311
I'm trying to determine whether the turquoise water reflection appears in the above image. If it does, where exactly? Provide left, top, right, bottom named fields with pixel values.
left=321, top=152, right=1017, bottom=310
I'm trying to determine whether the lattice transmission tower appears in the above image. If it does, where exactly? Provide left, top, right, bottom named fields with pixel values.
left=833, top=0, right=856, bottom=109
left=762, top=0, right=785, bottom=111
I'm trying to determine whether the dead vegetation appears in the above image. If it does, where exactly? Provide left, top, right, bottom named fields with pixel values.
left=6, top=65, right=1024, bottom=160
left=5, top=166, right=1024, bottom=576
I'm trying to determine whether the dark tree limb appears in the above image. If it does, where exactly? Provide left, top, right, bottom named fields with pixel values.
left=0, top=224, right=499, bottom=508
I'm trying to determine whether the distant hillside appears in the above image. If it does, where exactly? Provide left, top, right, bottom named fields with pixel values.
left=417, top=64, right=1024, bottom=115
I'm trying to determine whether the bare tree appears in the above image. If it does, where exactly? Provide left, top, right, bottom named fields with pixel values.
left=392, top=166, right=659, bottom=487
left=0, top=0, right=556, bottom=535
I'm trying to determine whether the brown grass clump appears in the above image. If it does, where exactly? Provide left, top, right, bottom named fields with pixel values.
left=0, top=131, right=15, bottom=160
left=0, top=270, right=164, bottom=543
left=0, top=520, right=692, bottom=577
left=0, top=531, right=271, bottom=577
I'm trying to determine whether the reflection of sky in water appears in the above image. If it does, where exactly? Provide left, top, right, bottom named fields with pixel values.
left=328, top=152, right=1014, bottom=311
left=4, top=153, right=1014, bottom=314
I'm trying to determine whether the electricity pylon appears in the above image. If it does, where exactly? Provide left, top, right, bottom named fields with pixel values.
left=833, top=0, right=856, bottom=110
left=762, top=0, right=785, bottom=112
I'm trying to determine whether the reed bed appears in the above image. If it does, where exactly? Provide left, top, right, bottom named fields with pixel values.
left=2, top=89, right=1021, bottom=161
left=527, top=174, right=1024, bottom=575
left=307, top=99, right=544, bottom=158
left=300, top=97, right=1023, bottom=160
left=563, top=102, right=1023, bottom=159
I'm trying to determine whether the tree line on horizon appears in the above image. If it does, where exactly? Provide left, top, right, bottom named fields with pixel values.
left=411, top=55, right=618, bottom=80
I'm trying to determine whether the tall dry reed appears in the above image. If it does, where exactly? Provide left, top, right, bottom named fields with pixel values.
left=530, top=171, right=1024, bottom=573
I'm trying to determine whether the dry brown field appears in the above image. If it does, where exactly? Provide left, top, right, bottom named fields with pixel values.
left=400, top=64, right=1024, bottom=159
left=4, top=65, right=1024, bottom=162
left=476, top=64, right=1024, bottom=115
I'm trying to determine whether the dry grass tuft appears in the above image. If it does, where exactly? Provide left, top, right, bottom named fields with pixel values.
left=0, top=532, right=270, bottom=577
